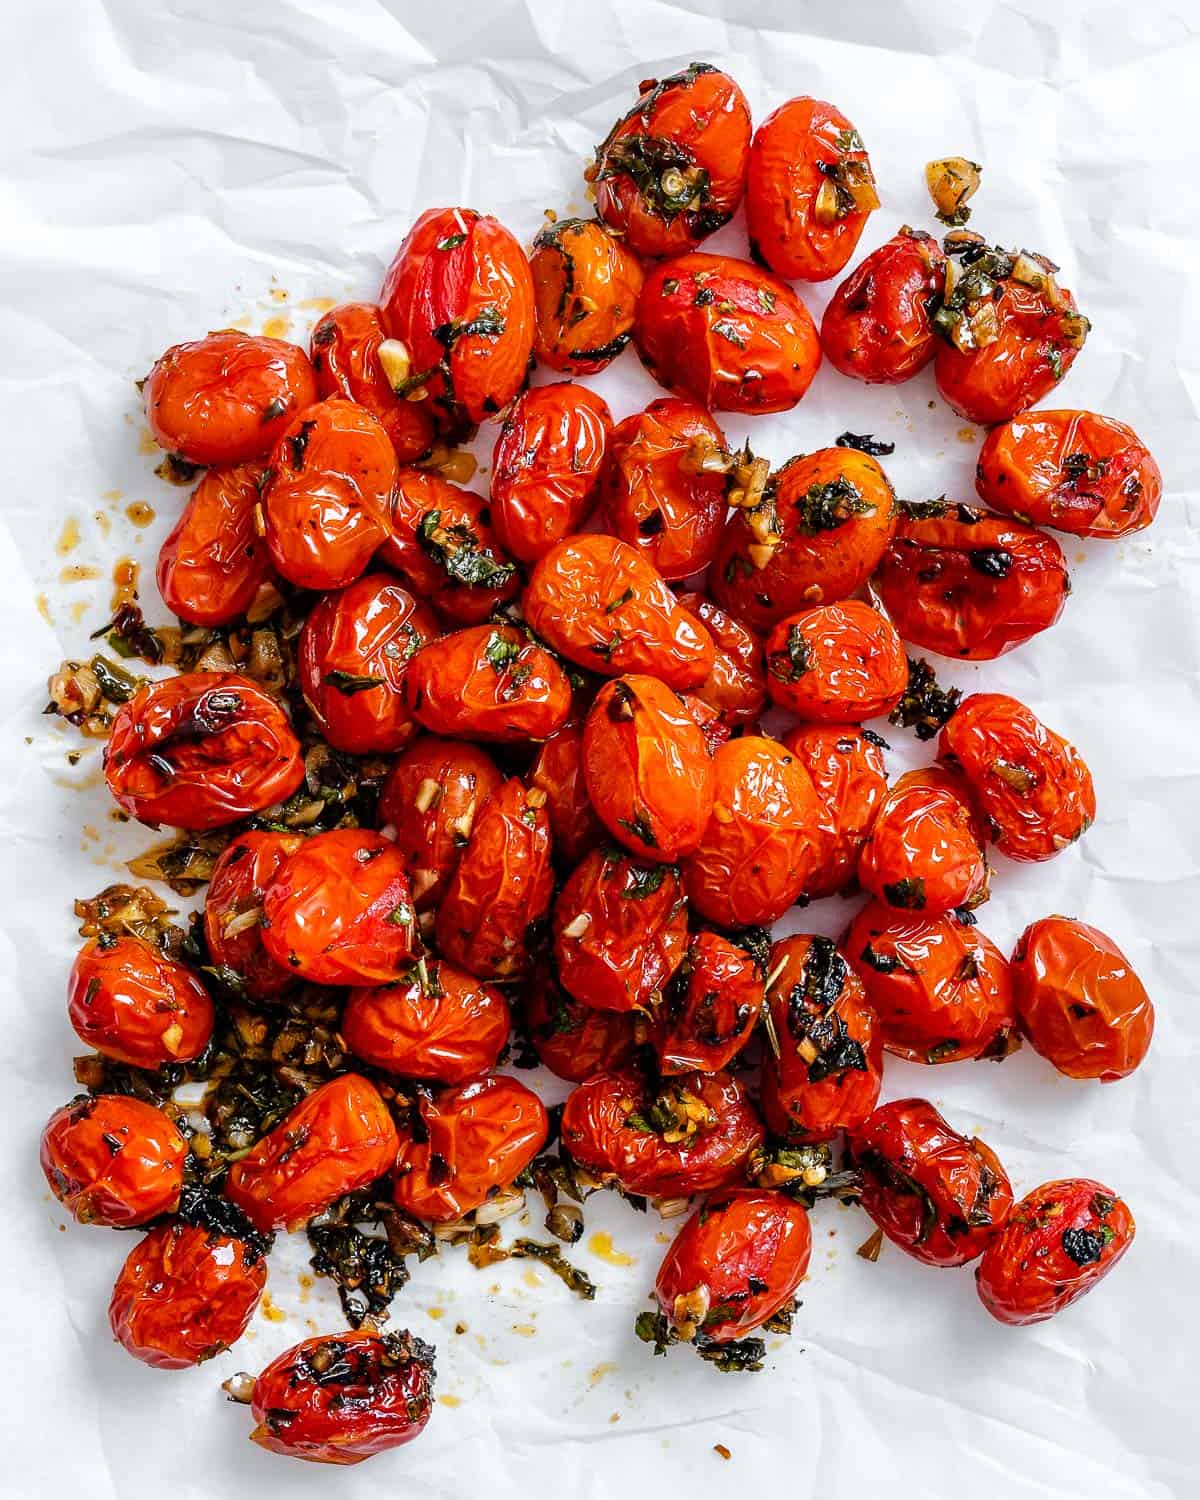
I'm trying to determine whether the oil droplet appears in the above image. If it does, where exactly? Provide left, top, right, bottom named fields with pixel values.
left=262, top=314, right=291, bottom=339
left=521, top=1268, right=543, bottom=1288
left=956, top=426, right=977, bottom=444
left=35, top=593, right=53, bottom=625
left=588, top=1231, right=634, bottom=1267
left=102, top=489, right=122, bottom=503
left=260, top=1291, right=287, bottom=1323
left=270, top=287, right=289, bottom=304
left=125, top=501, right=156, bottom=528
left=228, top=314, right=252, bottom=331
left=71, top=601, right=88, bottom=625
left=111, top=557, right=139, bottom=611
left=95, top=512, right=112, bottom=538
left=60, top=565, right=100, bottom=584
left=512, top=1323, right=536, bottom=1338
left=297, top=296, right=336, bottom=313
left=426, top=1306, right=446, bottom=1321
left=297, top=1274, right=313, bottom=1303
left=138, top=428, right=159, bottom=456
left=437, top=1394, right=462, bottom=1408
left=56, top=517, right=81, bottom=556
left=589, top=1362, right=617, bottom=1387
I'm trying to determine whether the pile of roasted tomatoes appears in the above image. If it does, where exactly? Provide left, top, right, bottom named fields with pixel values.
left=41, top=63, right=1160, bottom=1467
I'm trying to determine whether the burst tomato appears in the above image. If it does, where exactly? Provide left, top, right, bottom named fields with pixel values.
left=522, top=960, right=640, bottom=1081
left=820, top=227, right=946, bottom=382
left=764, top=600, right=907, bottom=722
left=402, top=623, right=572, bottom=743
left=309, top=301, right=436, bottom=464
left=204, top=831, right=303, bottom=999
left=529, top=217, right=645, bottom=374
left=68, top=936, right=213, bottom=1068
left=157, top=462, right=275, bottom=627
left=40, top=1095, right=186, bottom=1227
left=655, top=931, right=762, bottom=1075
left=676, top=593, right=767, bottom=730
left=782, top=724, right=888, bottom=898
left=529, top=721, right=606, bottom=867
left=857, top=766, right=989, bottom=916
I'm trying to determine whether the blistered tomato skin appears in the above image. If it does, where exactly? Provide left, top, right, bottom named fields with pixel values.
left=109, top=1223, right=267, bottom=1369
left=530, top=217, right=645, bottom=374
left=530, top=722, right=606, bottom=867
left=976, top=409, right=1162, bottom=538
left=782, top=724, right=888, bottom=898
left=225, top=1074, right=400, bottom=1234
left=156, top=462, right=275, bottom=627
left=764, top=601, right=908, bottom=723
left=820, top=228, right=946, bottom=382
left=68, top=937, right=214, bottom=1068
left=1011, top=917, right=1154, bottom=1081
left=204, top=831, right=303, bottom=999
left=104, top=672, right=304, bottom=831
left=850, top=1098, right=1014, bottom=1267
left=402, top=624, right=572, bottom=743
left=858, top=766, right=989, bottom=917
left=938, top=692, right=1096, bottom=862
left=40, top=1095, right=186, bottom=1227
left=635, top=253, right=821, bottom=414
left=143, top=330, right=318, bottom=466
left=523, top=961, right=640, bottom=1081
left=656, top=931, right=763, bottom=1076
left=676, top=593, right=767, bottom=730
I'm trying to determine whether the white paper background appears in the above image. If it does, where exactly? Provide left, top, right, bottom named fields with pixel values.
left=2, top=1, right=1197, bottom=1495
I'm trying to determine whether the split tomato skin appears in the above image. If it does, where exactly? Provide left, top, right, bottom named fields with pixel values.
left=41, top=1095, right=187, bottom=1228
left=676, top=593, right=766, bottom=730
left=68, top=936, right=214, bottom=1069
left=530, top=721, right=606, bottom=867
left=204, top=831, right=303, bottom=999
left=820, top=227, right=946, bottom=382
left=523, top=960, right=640, bottom=1082
left=156, top=461, right=275, bottom=627
left=782, top=724, right=888, bottom=899
left=401, top=624, right=572, bottom=744
left=529, top=217, right=645, bottom=374
left=764, top=601, right=908, bottom=723
left=655, top=931, right=763, bottom=1076
left=857, top=766, right=989, bottom=917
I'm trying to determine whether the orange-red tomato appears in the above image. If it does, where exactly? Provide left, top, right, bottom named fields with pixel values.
left=635, top=253, right=821, bottom=414
left=857, top=766, right=989, bottom=916
left=655, top=931, right=762, bottom=1075
left=68, top=936, right=214, bottom=1068
left=522, top=960, right=640, bottom=1081
left=591, top=64, right=752, bottom=259
left=402, top=623, right=572, bottom=743
left=143, top=330, right=317, bottom=466
left=676, top=593, right=767, bottom=730
left=938, top=692, right=1096, bottom=862
left=225, top=1074, right=400, bottom=1233
left=157, top=462, right=275, bottom=626
left=782, top=724, right=888, bottom=898
left=109, top=1223, right=266, bottom=1369
left=40, top=1095, right=186, bottom=1227
left=204, top=831, right=303, bottom=999
left=1010, top=916, right=1154, bottom=1082
left=820, top=228, right=947, bottom=382
left=746, top=97, right=878, bottom=282
left=976, top=409, right=1162, bottom=538
left=529, top=217, right=645, bottom=374
left=680, top=692, right=730, bottom=756
left=529, top=721, right=606, bottom=868
left=104, top=672, right=304, bottom=831
left=850, top=1098, right=1014, bottom=1267
left=764, top=600, right=907, bottom=723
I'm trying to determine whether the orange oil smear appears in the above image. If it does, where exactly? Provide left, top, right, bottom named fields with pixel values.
left=111, top=557, right=139, bottom=612
left=297, top=297, right=336, bottom=313
left=125, top=501, right=156, bottom=528
left=137, top=428, right=159, bottom=456
left=269, top=287, right=289, bottom=304
left=60, top=565, right=100, bottom=585
left=589, top=1362, right=618, bottom=1387
left=263, top=315, right=291, bottom=340
left=588, top=1231, right=634, bottom=1267
left=95, top=512, right=112, bottom=538
left=260, top=1292, right=287, bottom=1323
left=56, top=517, right=81, bottom=556
left=70, top=601, right=88, bottom=625
left=36, top=593, right=53, bottom=626
left=957, top=426, right=977, bottom=444
left=437, top=1394, right=462, bottom=1408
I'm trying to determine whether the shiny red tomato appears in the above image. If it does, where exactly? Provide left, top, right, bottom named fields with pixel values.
left=402, top=623, right=572, bottom=743
left=857, top=766, right=989, bottom=916
left=529, top=217, right=645, bottom=374
left=522, top=960, right=640, bottom=1081
left=820, top=228, right=946, bottom=382
left=529, top=721, right=606, bottom=867
left=40, top=1095, right=186, bottom=1227
left=655, top=931, right=762, bottom=1075
left=764, top=600, right=907, bottom=722
left=782, top=724, right=888, bottom=898
left=676, top=593, right=766, bottom=730
left=68, top=936, right=213, bottom=1068
left=157, top=462, right=275, bottom=626
left=204, top=831, right=303, bottom=999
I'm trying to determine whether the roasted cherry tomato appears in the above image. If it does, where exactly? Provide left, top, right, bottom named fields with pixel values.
left=591, top=63, right=751, bottom=259
left=309, top=301, right=436, bottom=464
left=522, top=960, right=640, bottom=1081
left=225, top=1074, right=400, bottom=1233
left=849, top=1098, right=1014, bottom=1267
left=1010, top=916, right=1154, bottom=1082
left=143, top=330, right=317, bottom=466
left=843, top=901, right=1018, bottom=1064
left=759, top=935, right=882, bottom=1142
left=938, top=692, right=1096, bottom=862
left=681, top=692, right=730, bottom=755
left=529, top=721, right=606, bottom=867
left=635, top=253, right=821, bottom=414
left=976, top=409, right=1162, bottom=538
left=392, top=1074, right=548, bottom=1222
left=529, top=217, right=645, bottom=374
left=109, top=1222, right=266, bottom=1369
left=402, top=623, right=572, bottom=743
left=524, top=534, right=715, bottom=690
left=379, top=206, right=535, bottom=430
left=676, top=593, right=767, bottom=730
left=104, top=672, right=304, bottom=831
left=204, top=831, right=303, bottom=999
left=764, top=601, right=907, bottom=723
left=68, top=936, right=214, bottom=1068
left=248, top=1329, right=435, bottom=1465
left=857, top=766, right=989, bottom=916
left=561, top=1067, right=764, bottom=1198
left=976, top=1178, right=1135, bottom=1326
left=683, top=735, right=823, bottom=927
left=782, top=724, right=888, bottom=898
left=40, top=1095, right=186, bottom=1227
left=260, top=829, right=418, bottom=987
left=820, top=227, right=946, bottom=382
left=655, top=931, right=762, bottom=1075
left=157, top=462, right=275, bottom=626
left=746, top=97, right=878, bottom=282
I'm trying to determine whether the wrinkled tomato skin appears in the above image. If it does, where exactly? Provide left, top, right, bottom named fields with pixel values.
left=821, top=228, right=946, bottom=382
left=524, top=534, right=715, bottom=690
left=204, top=831, right=303, bottom=1000
left=843, top=901, right=1019, bottom=1064
left=655, top=1189, right=811, bottom=1342
left=522, top=961, right=640, bottom=1081
left=976, top=1178, right=1135, bottom=1326
left=764, top=600, right=908, bottom=723
left=1011, top=917, right=1154, bottom=1081
left=849, top=1098, right=1014, bottom=1267
left=530, top=217, right=645, bottom=374
left=109, top=1223, right=266, bottom=1370
left=530, top=722, right=606, bottom=868
left=156, top=462, right=275, bottom=627
left=68, top=936, right=214, bottom=1068
left=976, top=409, right=1162, bottom=538
left=104, top=672, right=304, bottom=831
left=683, top=736, right=824, bottom=927
left=260, top=830, right=418, bottom=988
left=403, top=624, right=572, bottom=744
left=635, top=253, right=821, bottom=414
left=782, top=725, right=888, bottom=899
left=380, top=206, right=535, bottom=430
left=593, top=64, right=751, bottom=259
left=656, top=932, right=762, bottom=1076
left=760, top=935, right=883, bottom=1142
left=40, top=1095, right=186, bottom=1228
left=144, top=330, right=318, bottom=466
left=490, top=384, right=612, bottom=563
left=225, top=1074, right=400, bottom=1234
left=392, top=1075, right=548, bottom=1222
left=938, top=692, right=1096, bottom=862
left=857, top=766, right=989, bottom=917
left=676, top=593, right=767, bottom=730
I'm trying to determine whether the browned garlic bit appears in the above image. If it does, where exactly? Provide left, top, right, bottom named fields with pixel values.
left=925, top=157, right=982, bottom=223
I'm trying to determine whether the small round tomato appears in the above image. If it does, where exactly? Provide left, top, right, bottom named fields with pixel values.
left=938, top=692, right=1096, bottom=861
left=850, top=1098, right=1014, bottom=1267
left=820, top=227, right=947, bottom=382
left=857, top=766, right=989, bottom=916
left=260, top=829, right=418, bottom=987
left=392, top=1074, right=548, bottom=1222
left=591, top=63, right=751, bottom=259
left=561, top=1067, right=764, bottom=1198
left=760, top=935, right=883, bottom=1142
left=1010, top=916, right=1154, bottom=1082
left=309, top=301, right=436, bottom=464
left=522, top=960, right=639, bottom=1081
left=654, top=1188, right=811, bottom=1342
left=530, top=217, right=645, bottom=374
left=764, top=601, right=907, bottom=723
left=782, top=724, right=888, bottom=898
left=379, top=206, right=535, bottom=430
left=843, top=901, right=1018, bottom=1064
left=225, top=1074, right=400, bottom=1233
left=683, top=736, right=824, bottom=927
left=248, top=1329, right=435, bottom=1465
left=524, top=534, right=715, bottom=690
left=676, top=593, right=766, bottom=730
left=976, top=409, right=1162, bottom=538
left=40, top=1095, right=186, bottom=1227
left=655, top=931, right=762, bottom=1075
left=143, top=330, right=317, bottom=466
left=681, top=692, right=730, bottom=756
left=68, top=936, right=213, bottom=1068
left=157, top=462, right=275, bottom=626
left=110, top=1222, right=266, bottom=1369
left=204, top=831, right=303, bottom=999
left=746, top=97, right=878, bottom=282
left=635, top=253, right=821, bottom=414
left=402, top=623, right=572, bottom=743
left=104, top=672, right=304, bottom=831
left=530, top=721, right=606, bottom=867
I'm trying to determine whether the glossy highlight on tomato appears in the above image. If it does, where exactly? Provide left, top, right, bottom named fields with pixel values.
left=782, top=724, right=888, bottom=898
left=68, top=935, right=214, bottom=1068
left=764, top=600, right=907, bottom=723
left=676, top=593, right=766, bottom=730
left=530, top=217, right=644, bottom=374
left=857, top=766, right=989, bottom=916
left=530, top=721, right=606, bottom=867
left=40, top=1094, right=186, bottom=1227
left=157, top=461, right=275, bottom=627
left=656, top=931, right=763, bottom=1076
left=402, top=623, right=572, bottom=743
left=204, top=831, right=303, bottom=999
left=821, top=227, right=946, bottom=382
